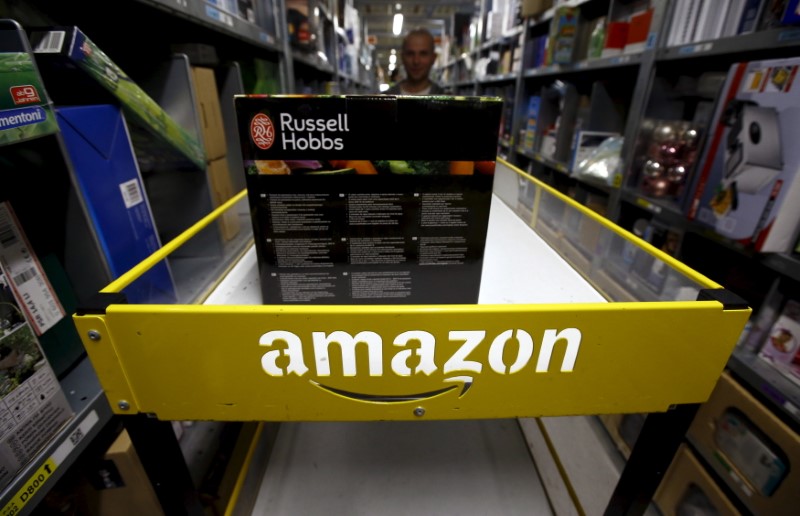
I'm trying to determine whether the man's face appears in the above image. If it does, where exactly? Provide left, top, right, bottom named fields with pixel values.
left=401, top=34, right=435, bottom=83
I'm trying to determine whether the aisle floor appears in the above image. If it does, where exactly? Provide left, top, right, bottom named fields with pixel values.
left=250, top=419, right=554, bottom=515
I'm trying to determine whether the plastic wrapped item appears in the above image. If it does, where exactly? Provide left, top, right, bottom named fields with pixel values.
left=574, top=135, right=623, bottom=185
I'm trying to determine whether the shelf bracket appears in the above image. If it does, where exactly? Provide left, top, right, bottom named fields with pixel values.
left=697, top=288, right=749, bottom=310
left=75, top=291, right=128, bottom=315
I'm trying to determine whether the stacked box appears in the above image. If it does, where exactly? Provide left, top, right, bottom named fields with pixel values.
left=235, top=95, right=502, bottom=305
left=191, top=66, right=240, bottom=241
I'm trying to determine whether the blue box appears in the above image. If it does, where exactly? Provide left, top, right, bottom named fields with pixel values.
left=56, top=105, right=177, bottom=303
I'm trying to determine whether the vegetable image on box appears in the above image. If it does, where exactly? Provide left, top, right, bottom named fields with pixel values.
left=254, top=160, right=290, bottom=175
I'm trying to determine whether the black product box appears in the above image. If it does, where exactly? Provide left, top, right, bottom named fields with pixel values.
left=234, top=95, right=502, bottom=304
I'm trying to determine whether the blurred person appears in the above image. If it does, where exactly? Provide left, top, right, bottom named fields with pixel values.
left=385, top=28, right=443, bottom=95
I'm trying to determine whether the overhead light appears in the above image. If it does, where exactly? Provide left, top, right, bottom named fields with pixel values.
left=388, top=63, right=396, bottom=71
left=396, top=3, right=402, bottom=10
left=393, top=13, right=403, bottom=36
left=389, top=54, right=396, bottom=65
left=391, top=49, right=396, bottom=55
left=380, top=83, right=390, bottom=92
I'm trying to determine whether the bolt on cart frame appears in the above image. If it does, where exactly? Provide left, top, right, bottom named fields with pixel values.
left=73, top=160, right=750, bottom=515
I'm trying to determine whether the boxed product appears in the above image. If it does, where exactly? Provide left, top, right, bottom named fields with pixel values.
left=688, top=371, right=800, bottom=515
left=0, top=205, right=73, bottom=491
left=55, top=105, right=177, bottom=304
left=28, top=26, right=206, bottom=171
left=79, top=429, right=164, bottom=516
left=190, top=66, right=227, bottom=162
left=602, top=21, right=628, bottom=57
left=0, top=42, right=59, bottom=146
left=235, top=95, right=502, bottom=305
left=654, top=444, right=740, bottom=516
left=689, top=57, right=800, bottom=252
left=522, top=95, right=541, bottom=152
left=758, top=299, right=800, bottom=384
left=207, top=157, right=241, bottom=241
left=545, top=6, right=579, bottom=65
left=623, top=7, right=654, bottom=54
left=521, top=0, right=553, bottom=18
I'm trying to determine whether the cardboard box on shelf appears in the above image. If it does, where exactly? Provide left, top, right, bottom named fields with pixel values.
left=207, top=157, right=241, bottom=241
left=521, top=0, right=554, bottom=18
left=688, top=371, right=800, bottom=515
left=655, top=444, right=741, bottom=516
left=80, top=429, right=164, bottom=516
left=55, top=105, right=177, bottom=305
left=689, top=56, right=800, bottom=252
left=234, top=95, right=501, bottom=305
left=0, top=205, right=74, bottom=491
left=624, top=8, right=654, bottom=54
left=191, top=66, right=227, bottom=162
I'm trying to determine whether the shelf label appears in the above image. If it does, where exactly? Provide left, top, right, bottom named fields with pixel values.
left=646, top=32, right=657, bottom=50
left=1, top=460, right=57, bottom=516
left=0, top=411, right=98, bottom=516
left=634, top=197, right=661, bottom=214
left=677, top=42, right=713, bottom=55
left=784, top=400, right=800, bottom=418
left=205, top=5, right=234, bottom=27
left=778, top=29, right=800, bottom=42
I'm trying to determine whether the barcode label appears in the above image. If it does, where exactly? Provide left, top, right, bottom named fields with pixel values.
left=33, top=31, right=65, bottom=53
left=119, top=179, right=144, bottom=208
left=69, top=426, right=84, bottom=446
left=0, top=202, right=65, bottom=335
left=0, top=209, right=16, bottom=248
left=12, top=267, right=35, bottom=286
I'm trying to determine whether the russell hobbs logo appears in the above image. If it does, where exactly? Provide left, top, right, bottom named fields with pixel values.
left=250, top=113, right=275, bottom=150
left=251, top=112, right=349, bottom=152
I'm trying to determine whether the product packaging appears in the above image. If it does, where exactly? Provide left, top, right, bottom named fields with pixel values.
left=0, top=45, right=58, bottom=146
left=29, top=26, right=206, bottom=170
left=545, top=6, right=579, bottom=65
left=759, top=299, right=800, bottom=385
left=0, top=203, right=74, bottom=491
left=235, top=95, right=502, bottom=305
left=688, top=57, right=800, bottom=252
left=56, top=105, right=177, bottom=304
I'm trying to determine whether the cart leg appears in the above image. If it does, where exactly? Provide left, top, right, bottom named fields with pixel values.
left=603, top=403, right=699, bottom=516
left=124, top=414, right=205, bottom=516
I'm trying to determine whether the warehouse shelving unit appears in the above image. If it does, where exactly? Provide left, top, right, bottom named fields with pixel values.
left=437, top=1, right=800, bottom=514
left=0, top=1, right=375, bottom=513
left=2, top=0, right=799, bottom=513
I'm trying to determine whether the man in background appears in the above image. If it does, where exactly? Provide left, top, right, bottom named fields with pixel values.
left=385, top=28, right=444, bottom=95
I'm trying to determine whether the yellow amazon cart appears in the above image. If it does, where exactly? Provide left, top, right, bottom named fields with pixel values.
left=72, top=160, right=750, bottom=515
